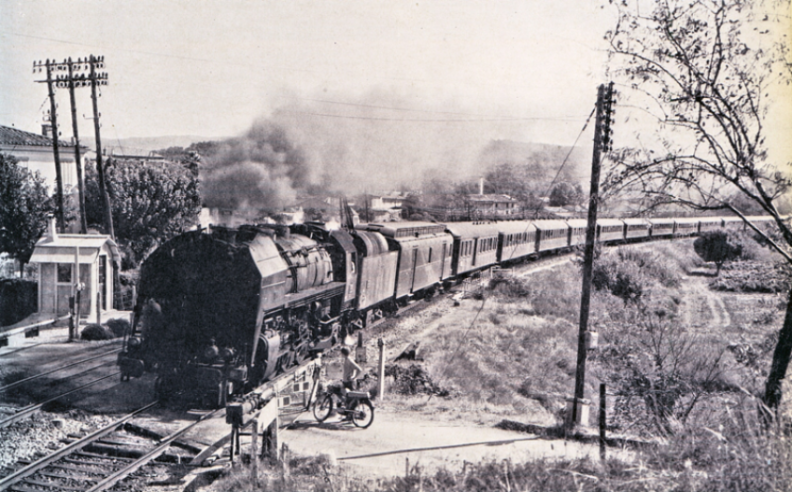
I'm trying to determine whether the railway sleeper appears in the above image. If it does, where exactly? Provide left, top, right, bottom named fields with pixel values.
left=35, top=468, right=102, bottom=481
left=83, top=442, right=189, bottom=463
left=122, top=422, right=203, bottom=453
left=20, top=477, right=89, bottom=491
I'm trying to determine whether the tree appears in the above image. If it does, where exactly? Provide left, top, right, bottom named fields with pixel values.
left=85, top=158, right=201, bottom=268
left=0, top=154, right=53, bottom=274
left=0, top=153, right=53, bottom=275
left=693, top=230, right=743, bottom=275
left=548, top=181, right=583, bottom=207
left=602, top=0, right=792, bottom=411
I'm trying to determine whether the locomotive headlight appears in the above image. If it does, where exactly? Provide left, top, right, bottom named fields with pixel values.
left=128, top=337, right=141, bottom=348
left=220, top=347, right=235, bottom=362
left=229, top=367, right=247, bottom=381
left=203, top=344, right=219, bottom=361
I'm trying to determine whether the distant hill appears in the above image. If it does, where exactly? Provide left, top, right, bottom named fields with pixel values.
left=478, top=139, right=589, bottom=189
left=107, top=135, right=224, bottom=155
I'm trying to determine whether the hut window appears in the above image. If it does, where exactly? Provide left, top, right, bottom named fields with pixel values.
left=57, top=264, right=72, bottom=283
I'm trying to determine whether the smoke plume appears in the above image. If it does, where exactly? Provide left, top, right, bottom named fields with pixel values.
left=201, top=91, right=530, bottom=211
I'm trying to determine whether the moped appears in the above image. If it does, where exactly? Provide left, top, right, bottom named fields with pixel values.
left=312, top=381, right=375, bottom=428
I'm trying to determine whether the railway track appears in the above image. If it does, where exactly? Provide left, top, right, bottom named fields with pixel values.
left=0, top=371, right=121, bottom=428
left=0, top=347, right=122, bottom=394
left=0, top=400, right=214, bottom=492
left=0, top=356, right=321, bottom=492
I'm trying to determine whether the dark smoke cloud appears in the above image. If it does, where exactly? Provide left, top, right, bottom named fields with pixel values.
left=201, top=120, right=307, bottom=210
left=201, top=91, right=528, bottom=211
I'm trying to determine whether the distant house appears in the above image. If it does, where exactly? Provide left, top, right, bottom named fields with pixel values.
left=370, top=194, right=406, bottom=211
left=0, top=124, right=85, bottom=193
left=467, top=194, right=520, bottom=218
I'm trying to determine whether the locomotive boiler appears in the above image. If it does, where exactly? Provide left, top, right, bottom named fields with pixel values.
left=119, top=224, right=355, bottom=406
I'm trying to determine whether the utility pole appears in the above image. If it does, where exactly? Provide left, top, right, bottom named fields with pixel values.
left=89, top=55, right=114, bottom=239
left=66, top=58, right=87, bottom=233
left=35, top=56, right=110, bottom=234
left=35, top=60, right=66, bottom=233
left=571, top=82, right=615, bottom=427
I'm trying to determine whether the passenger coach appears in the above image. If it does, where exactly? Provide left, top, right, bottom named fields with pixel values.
left=445, top=221, right=500, bottom=276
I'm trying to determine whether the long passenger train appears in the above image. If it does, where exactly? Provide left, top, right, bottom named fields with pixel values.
left=117, top=214, right=775, bottom=406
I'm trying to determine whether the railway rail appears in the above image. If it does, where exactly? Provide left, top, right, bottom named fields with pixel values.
left=0, top=347, right=122, bottom=393
left=0, top=355, right=322, bottom=492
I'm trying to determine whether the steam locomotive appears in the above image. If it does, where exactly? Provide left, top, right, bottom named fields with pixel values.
left=117, top=215, right=773, bottom=406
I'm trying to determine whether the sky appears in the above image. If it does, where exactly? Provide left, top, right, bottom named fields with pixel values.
left=1, top=1, right=789, bottom=199
left=0, top=1, right=613, bottom=147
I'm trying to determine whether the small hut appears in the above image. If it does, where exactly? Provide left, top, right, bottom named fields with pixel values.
left=29, top=217, right=120, bottom=320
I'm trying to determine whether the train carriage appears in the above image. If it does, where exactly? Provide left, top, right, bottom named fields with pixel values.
left=445, top=221, right=500, bottom=276
left=534, top=220, right=571, bottom=252
left=674, top=218, right=699, bottom=236
left=350, top=230, right=398, bottom=312
left=698, top=217, right=722, bottom=233
left=623, top=218, right=651, bottom=240
left=597, top=218, right=625, bottom=243
left=744, top=215, right=776, bottom=231
left=496, top=221, right=537, bottom=263
left=648, top=218, right=675, bottom=237
left=566, top=219, right=588, bottom=247
left=722, top=216, right=744, bottom=231
left=358, top=222, right=452, bottom=299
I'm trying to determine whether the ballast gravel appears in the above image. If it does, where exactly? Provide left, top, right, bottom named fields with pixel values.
left=0, top=409, right=115, bottom=469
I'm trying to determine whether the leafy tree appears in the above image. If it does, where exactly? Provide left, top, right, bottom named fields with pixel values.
left=548, top=181, right=583, bottom=207
left=602, top=0, right=792, bottom=410
left=85, top=158, right=201, bottom=268
left=0, top=153, right=53, bottom=274
left=694, top=230, right=743, bottom=275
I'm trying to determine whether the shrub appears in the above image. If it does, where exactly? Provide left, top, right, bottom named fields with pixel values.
left=0, top=278, right=37, bottom=326
left=81, top=323, right=114, bottom=340
left=693, top=230, right=744, bottom=274
left=104, top=318, right=130, bottom=337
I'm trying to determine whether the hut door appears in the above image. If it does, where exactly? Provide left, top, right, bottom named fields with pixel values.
left=98, top=256, right=107, bottom=311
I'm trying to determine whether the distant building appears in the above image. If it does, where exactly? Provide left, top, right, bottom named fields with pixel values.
left=466, top=194, right=520, bottom=218
left=0, top=124, right=85, bottom=193
left=370, top=194, right=406, bottom=211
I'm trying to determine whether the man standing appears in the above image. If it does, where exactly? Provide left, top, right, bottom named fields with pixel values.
left=341, top=346, right=362, bottom=392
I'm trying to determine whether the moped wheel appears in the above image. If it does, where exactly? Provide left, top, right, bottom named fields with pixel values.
left=349, top=399, right=374, bottom=428
left=313, top=394, right=334, bottom=422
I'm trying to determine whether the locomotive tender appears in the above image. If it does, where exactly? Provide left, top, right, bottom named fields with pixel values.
left=118, top=215, right=773, bottom=406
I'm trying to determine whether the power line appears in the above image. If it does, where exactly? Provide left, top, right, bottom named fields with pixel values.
left=279, top=109, right=586, bottom=124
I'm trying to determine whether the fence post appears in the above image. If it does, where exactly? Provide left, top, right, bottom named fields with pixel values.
left=599, top=383, right=606, bottom=462
left=250, top=418, right=259, bottom=483
left=377, top=338, right=386, bottom=400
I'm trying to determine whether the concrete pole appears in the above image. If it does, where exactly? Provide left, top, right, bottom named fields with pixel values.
left=377, top=338, right=386, bottom=400
left=250, top=419, right=259, bottom=483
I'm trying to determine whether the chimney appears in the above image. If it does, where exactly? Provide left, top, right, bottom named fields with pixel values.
left=479, top=177, right=484, bottom=196
left=47, top=215, right=58, bottom=241
left=42, top=124, right=53, bottom=139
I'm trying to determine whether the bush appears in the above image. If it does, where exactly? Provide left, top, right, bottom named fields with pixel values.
left=0, top=278, right=37, bottom=326
left=693, top=230, right=744, bottom=274
left=104, top=318, right=130, bottom=337
left=81, top=323, right=114, bottom=340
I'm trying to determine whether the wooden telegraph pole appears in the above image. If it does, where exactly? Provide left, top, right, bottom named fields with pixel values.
left=66, top=58, right=87, bottom=233
left=88, top=55, right=114, bottom=239
left=35, top=56, right=111, bottom=235
left=571, top=82, right=615, bottom=427
left=35, top=60, right=66, bottom=233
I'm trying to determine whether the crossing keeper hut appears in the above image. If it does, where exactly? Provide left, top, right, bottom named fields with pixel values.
left=29, top=217, right=120, bottom=321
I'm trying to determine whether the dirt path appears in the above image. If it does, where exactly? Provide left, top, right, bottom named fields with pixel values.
left=282, top=408, right=630, bottom=478
left=679, top=273, right=732, bottom=330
